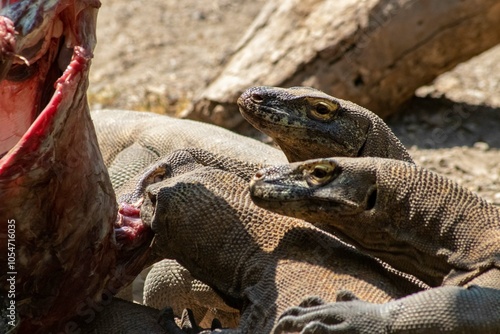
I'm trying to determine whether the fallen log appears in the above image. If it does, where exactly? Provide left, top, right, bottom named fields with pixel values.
left=189, top=0, right=500, bottom=128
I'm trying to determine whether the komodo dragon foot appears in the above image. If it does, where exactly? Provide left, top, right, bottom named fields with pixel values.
left=145, top=259, right=240, bottom=328
left=251, top=157, right=500, bottom=333
left=272, top=286, right=500, bottom=334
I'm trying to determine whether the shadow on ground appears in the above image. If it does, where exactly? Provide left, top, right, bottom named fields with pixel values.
left=388, top=97, right=500, bottom=149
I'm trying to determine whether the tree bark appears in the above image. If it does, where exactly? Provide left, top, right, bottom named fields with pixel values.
left=188, top=0, right=500, bottom=128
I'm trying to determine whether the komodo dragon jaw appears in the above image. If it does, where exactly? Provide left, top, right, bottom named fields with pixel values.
left=237, top=86, right=413, bottom=163
left=0, top=2, right=152, bottom=332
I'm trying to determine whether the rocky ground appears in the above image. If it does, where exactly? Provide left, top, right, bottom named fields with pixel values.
left=89, top=0, right=500, bottom=204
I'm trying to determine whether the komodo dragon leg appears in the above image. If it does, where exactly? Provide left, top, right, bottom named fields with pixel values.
left=250, top=157, right=500, bottom=333
left=144, top=259, right=241, bottom=329
left=237, top=86, right=413, bottom=163
left=121, top=148, right=427, bottom=333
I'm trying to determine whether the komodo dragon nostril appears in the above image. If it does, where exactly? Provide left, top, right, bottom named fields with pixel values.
left=147, top=191, right=157, bottom=205
left=251, top=93, right=264, bottom=103
left=253, top=170, right=265, bottom=180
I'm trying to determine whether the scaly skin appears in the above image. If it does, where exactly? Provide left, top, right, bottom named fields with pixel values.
left=92, top=108, right=288, bottom=327
left=123, top=148, right=427, bottom=333
left=92, top=109, right=286, bottom=189
left=250, top=157, right=500, bottom=333
left=238, top=86, right=412, bottom=163
left=91, top=98, right=418, bottom=330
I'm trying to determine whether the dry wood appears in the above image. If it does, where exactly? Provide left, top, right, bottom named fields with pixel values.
left=189, top=0, right=500, bottom=128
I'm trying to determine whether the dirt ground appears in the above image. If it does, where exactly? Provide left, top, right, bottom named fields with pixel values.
left=89, top=0, right=500, bottom=204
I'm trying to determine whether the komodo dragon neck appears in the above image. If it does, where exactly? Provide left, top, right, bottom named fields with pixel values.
left=133, top=149, right=425, bottom=333
left=238, top=86, right=413, bottom=163
left=250, top=157, right=500, bottom=288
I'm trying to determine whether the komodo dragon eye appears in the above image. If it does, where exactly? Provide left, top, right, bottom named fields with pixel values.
left=307, top=99, right=339, bottom=121
left=305, top=162, right=337, bottom=186
left=144, top=166, right=168, bottom=186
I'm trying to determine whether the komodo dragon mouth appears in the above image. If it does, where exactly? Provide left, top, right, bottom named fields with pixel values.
left=116, top=201, right=152, bottom=250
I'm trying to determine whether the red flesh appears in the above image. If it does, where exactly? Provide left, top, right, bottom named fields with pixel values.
left=116, top=202, right=152, bottom=249
left=0, top=2, right=153, bottom=332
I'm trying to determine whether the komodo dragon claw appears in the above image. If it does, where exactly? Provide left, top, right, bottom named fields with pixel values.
left=273, top=298, right=390, bottom=334
left=158, top=307, right=213, bottom=334
left=180, top=308, right=202, bottom=333
left=297, top=296, right=326, bottom=308
left=273, top=286, right=500, bottom=334
left=157, top=307, right=223, bottom=334
left=157, top=307, right=183, bottom=333
left=273, top=292, right=369, bottom=334
left=295, top=290, right=360, bottom=307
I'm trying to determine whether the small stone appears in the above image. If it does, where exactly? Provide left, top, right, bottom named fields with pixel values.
left=191, top=11, right=206, bottom=21
left=473, top=142, right=489, bottom=151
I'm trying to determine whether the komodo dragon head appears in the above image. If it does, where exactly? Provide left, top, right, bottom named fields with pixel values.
left=250, top=156, right=500, bottom=288
left=238, top=86, right=412, bottom=163
left=0, top=2, right=152, bottom=332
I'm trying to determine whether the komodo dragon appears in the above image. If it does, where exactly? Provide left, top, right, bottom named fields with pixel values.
left=91, top=85, right=415, bottom=328
left=237, top=86, right=412, bottom=163
left=119, top=148, right=428, bottom=333
left=250, top=157, right=500, bottom=333
left=91, top=85, right=421, bottom=329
